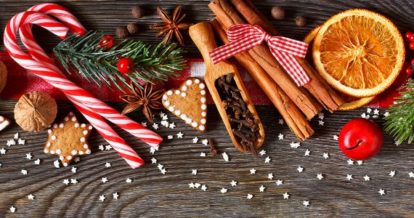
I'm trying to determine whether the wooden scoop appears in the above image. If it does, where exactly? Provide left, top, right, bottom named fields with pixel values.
left=189, top=22, right=265, bottom=152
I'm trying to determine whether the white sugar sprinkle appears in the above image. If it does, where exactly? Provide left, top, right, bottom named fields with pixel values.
left=222, top=152, right=230, bottom=162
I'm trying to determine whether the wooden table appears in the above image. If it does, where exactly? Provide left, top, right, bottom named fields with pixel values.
left=1, top=1, right=413, bottom=217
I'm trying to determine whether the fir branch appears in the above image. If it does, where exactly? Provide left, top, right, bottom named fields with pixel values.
left=53, top=31, right=186, bottom=93
left=385, top=79, right=414, bottom=145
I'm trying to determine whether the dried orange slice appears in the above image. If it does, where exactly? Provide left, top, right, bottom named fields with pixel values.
left=305, top=26, right=375, bottom=110
left=313, top=9, right=405, bottom=97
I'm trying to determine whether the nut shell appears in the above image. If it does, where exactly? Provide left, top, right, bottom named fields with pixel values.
left=0, top=61, right=7, bottom=94
left=14, top=91, right=57, bottom=132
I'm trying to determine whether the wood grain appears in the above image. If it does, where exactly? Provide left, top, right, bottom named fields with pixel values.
left=0, top=0, right=414, bottom=217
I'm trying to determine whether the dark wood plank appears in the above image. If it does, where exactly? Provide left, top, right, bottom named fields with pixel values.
left=0, top=0, right=413, bottom=217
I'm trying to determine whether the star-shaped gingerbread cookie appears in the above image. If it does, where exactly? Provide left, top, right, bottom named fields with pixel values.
left=44, top=112, right=93, bottom=166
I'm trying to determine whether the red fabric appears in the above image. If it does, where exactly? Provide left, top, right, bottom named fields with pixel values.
left=210, top=24, right=310, bottom=86
left=0, top=52, right=408, bottom=108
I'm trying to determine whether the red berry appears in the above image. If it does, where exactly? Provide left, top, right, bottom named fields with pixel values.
left=411, top=58, right=414, bottom=65
left=117, top=57, right=134, bottom=74
left=99, top=35, right=114, bottom=49
left=406, top=67, right=413, bottom=76
left=406, top=32, right=414, bottom=41
left=338, top=118, right=383, bottom=160
left=410, top=42, right=414, bottom=50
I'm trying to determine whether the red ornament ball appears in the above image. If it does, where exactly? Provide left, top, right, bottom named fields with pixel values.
left=117, top=57, right=135, bottom=74
left=338, top=118, right=383, bottom=160
left=406, top=32, right=414, bottom=41
left=406, top=67, right=413, bottom=76
left=409, top=42, right=414, bottom=50
left=99, top=35, right=114, bottom=49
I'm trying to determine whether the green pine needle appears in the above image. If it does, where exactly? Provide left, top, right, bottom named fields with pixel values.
left=53, top=31, right=186, bottom=93
left=385, top=79, right=414, bottom=145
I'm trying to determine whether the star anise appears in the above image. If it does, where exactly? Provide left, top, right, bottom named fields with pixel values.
left=120, top=83, right=165, bottom=123
left=152, top=6, right=191, bottom=46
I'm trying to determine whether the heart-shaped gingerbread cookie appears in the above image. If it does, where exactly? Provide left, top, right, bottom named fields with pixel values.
left=162, top=78, right=207, bottom=132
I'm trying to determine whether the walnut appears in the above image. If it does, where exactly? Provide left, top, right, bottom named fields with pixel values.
left=14, top=91, right=57, bottom=132
left=0, top=61, right=7, bottom=94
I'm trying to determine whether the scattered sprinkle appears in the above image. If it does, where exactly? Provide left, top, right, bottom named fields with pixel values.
left=247, top=194, right=254, bottom=199
left=303, top=200, right=310, bottom=207
left=409, top=172, right=414, bottom=178
left=275, top=179, right=283, bottom=186
left=268, top=173, right=274, bottom=180
left=230, top=180, right=238, bottom=187
left=200, top=152, right=206, bottom=157
left=192, top=137, right=199, bottom=143
left=70, top=178, right=78, bottom=184
left=278, top=133, right=284, bottom=140
left=357, top=160, right=363, bottom=165
left=99, top=195, right=106, bottom=202
left=63, top=179, right=70, bottom=185
left=126, top=178, right=132, bottom=183
left=189, top=182, right=195, bottom=188
left=363, top=175, right=370, bottom=181
left=27, top=194, right=35, bottom=200
left=283, top=192, right=290, bottom=199
left=333, top=135, right=338, bottom=140
left=250, top=168, right=256, bottom=175
left=201, top=184, right=208, bottom=191
left=98, top=145, right=104, bottom=151
left=105, top=145, right=112, bottom=151
left=71, top=167, right=77, bottom=173
left=53, top=160, right=60, bottom=168
left=34, top=159, right=41, bottom=165
left=152, top=123, right=159, bottom=130
left=318, top=112, right=324, bottom=119
left=222, top=152, right=230, bottom=162
left=304, top=149, right=310, bottom=156
left=259, top=150, right=266, bottom=156
left=21, top=169, right=28, bottom=175
left=101, top=177, right=109, bottom=184
left=264, top=156, right=271, bottom=164
left=318, top=120, right=324, bottom=126
left=259, top=185, right=266, bottom=192
left=378, top=189, right=386, bottom=196
left=169, top=122, right=176, bottom=129
left=278, top=119, right=284, bottom=125
left=150, top=147, right=157, bottom=154
left=383, top=111, right=389, bottom=117
left=389, top=170, right=396, bottom=177
left=113, top=192, right=119, bottom=200
left=105, top=162, right=111, bottom=168
left=151, top=158, right=157, bottom=164
left=297, top=166, right=304, bottom=173
left=192, top=169, right=198, bottom=175
left=346, top=174, right=353, bottom=181
left=194, top=183, right=201, bottom=188
left=9, top=206, right=16, bottom=213
left=18, top=138, right=25, bottom=145
left=347, top=159, right=354, bottom=165
left=316, top=173, right=324, bottom=180
left=176, top=132, right=184, bottom=139
left=14, top=133, right=19, bottom=139
left=201, top=139, right=209, bottom=146
left=0, top=148, right=7, bottom=154
left=322, top=153, right=329, bottom=159
left=167, top=135, right=173, bottom=140
left=6, top=139, right=15, bottom=146
left=290, top=142, right=300, bottom=149
left=220, top=188, right=228, bottom=193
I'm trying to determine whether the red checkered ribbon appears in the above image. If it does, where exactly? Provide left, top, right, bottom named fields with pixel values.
left=210, top=24, right=310, bottom=86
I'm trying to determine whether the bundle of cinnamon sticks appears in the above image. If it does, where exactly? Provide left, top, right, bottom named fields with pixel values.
left=208, top=0, right=344, bottom=140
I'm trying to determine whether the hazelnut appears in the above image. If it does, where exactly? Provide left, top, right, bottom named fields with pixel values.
left=127, top=23, right=139, bottom=35
left=131, top=6, right=144, bottom=18
left=116, top=26, right=129, bottom=39
left=271, top=6, right=285, bottom=20
left=295, top=16, right=307, bottom=27
left=14, top=91, right=57, bottom=132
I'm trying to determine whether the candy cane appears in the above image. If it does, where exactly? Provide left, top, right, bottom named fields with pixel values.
left=4, top=7, right=162, bottom=168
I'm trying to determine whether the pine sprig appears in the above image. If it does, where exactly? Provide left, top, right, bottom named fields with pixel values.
left=53, top=31, right=186, bottom=92
left=385, top=79, right=414, bottom=145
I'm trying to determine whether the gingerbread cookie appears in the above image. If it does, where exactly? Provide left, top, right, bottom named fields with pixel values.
left=0, top=116, right=10, bottom=132
left=44, top=112, right=92, bottom=166
left=162, top=78, right=207, bottom=131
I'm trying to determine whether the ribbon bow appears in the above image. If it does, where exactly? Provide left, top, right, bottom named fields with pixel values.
left=210, top=24, right=310, bottom=86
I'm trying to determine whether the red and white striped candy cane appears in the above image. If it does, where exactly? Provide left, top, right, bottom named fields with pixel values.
left=4, top=7, right=163, bottom=168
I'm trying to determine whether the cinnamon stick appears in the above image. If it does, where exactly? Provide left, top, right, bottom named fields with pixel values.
left=211, top=19, right=314, bottom=140
left=230, top=0, right=345, bottom=111
left=209, top=0, right=322, bottom=120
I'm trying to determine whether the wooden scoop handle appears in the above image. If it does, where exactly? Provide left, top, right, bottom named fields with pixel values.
left=189, top=22, right=217, bottom=66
